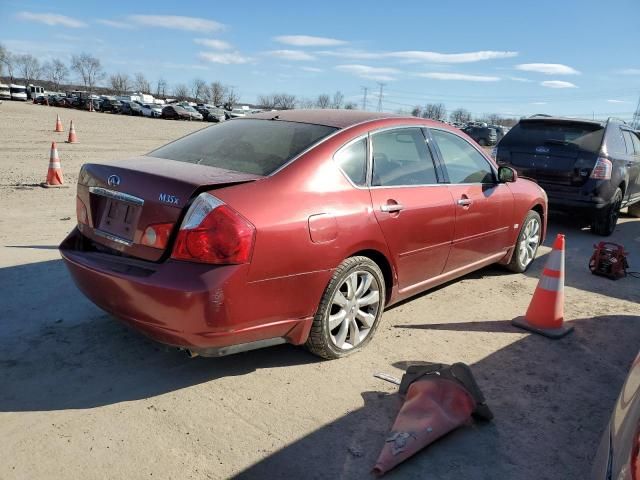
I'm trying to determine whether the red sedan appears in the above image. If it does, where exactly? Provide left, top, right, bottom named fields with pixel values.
left=60, top=110, right=547, bottom=359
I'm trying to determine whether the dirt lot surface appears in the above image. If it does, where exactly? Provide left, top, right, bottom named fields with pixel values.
left=1, top=101, right=639, bottom=480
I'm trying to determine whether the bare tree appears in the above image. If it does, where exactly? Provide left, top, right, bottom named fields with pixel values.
left=0, top=43, right=13, bottom=81
left=273, top=93, right=296, bottom=110
left=109, top=72, right=131, bottom=95
left=449, top=108, right=472, bottom=124
left=43, top=59, right=68, bottom=91
left=296, top=97, right=315, bottom=109
left=133, top=72, right=150, bottom=93
left=344, top=102, right=357, bottom=110
left=422, top=103, right=446, bottom=121
left=209, top=81, right=227, bottom=106
left=258, top=94, right=276, bottom=109
left=316, top=94, right=330, bottom=109
left=173, top=83, right=190, bottom=101
left=15, top=54, right=41, bottom=86
left=411, top=106, right=422, bottom=117
left=155, top=77, right=167, bottom=97
left=486, top=113, right=502, bottom=125
left=71, top=53, right=104, bottom=92
left=332, top=90, right=344, bottom=109
left=191, top=78, right=208, bottom=103
left=223, top=87, right=239, bottom=109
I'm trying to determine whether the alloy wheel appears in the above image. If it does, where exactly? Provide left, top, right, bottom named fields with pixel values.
left=518, top=217, right=540, bottom=268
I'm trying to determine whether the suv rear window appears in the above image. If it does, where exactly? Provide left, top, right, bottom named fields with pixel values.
left=501, top=120, right=604, bottom=153
left=149, top=119, right=337, bottom=175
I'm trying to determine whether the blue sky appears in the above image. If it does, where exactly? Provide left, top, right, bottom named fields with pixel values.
left=1, top=0, right=639, bottom=119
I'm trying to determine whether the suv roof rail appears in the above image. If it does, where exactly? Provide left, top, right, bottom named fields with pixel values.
left=529, top=114, right=552, bottom=118
left=606, top=117, right=627, bottom=125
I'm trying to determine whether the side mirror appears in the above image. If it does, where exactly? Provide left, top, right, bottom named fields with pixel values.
left=498, top=166, right=517, bottom=183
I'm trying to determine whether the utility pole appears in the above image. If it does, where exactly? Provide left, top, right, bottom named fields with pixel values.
left=361, top=86, right=368, bottom=111
left=632, top=94, right=640, bottom=130
left=376, top=82, right=385, bottom=112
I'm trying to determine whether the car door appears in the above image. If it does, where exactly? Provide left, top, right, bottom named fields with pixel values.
left=429, top=128, right=513, bottom=274
left=622, top=130, right=640, bottom=202
left=368, top=127, right=455, bottom=292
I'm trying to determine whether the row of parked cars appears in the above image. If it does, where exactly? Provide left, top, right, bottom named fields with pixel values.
left=33, top=93, right=237, bottom=123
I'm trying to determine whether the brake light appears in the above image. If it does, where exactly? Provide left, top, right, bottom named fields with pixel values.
left=76, top=196, right=88, bottom=225
left=171, top=192, right=255, bottom=264
left=591, top=157, right=612, bottom=180
left=632, top=426, right=640, bottom=479
left=142, top=223, right=173, bottom=249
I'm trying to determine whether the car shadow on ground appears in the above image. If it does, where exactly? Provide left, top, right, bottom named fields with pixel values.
left=0, top=259, right=319, bottom=413
left=235, top=314, right=640, bottom=480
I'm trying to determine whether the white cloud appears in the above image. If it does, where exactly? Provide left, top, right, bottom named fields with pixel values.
left=335, top=64, right=399, bottom=81
left=194, top=38, right=232, bottom=50
left=607, top=99, right=629, bottom=104
left=199, top=51, right=252, bottom=64
left=531, top=102, right=548, bottom=105
left=316, top=49, right=378, bottom=59
left=541, top=80, right=577, bottom=89
left=128, top=15, right=224, bottom=32
left=387, top=50, right=518, bottom=63
left=508, top=76, right=533, bottom=82
left=16, top=11, right=86, bottom=28
left=275, top=35, right=347, bottom=47
left=617, top=68, right=640, bottom=75
left=417, top=72, right=500, bottom=82
left=301, top=66, right=323, bottom=73
left=266, top=50, right=315, bottom=61
left=516, top=63, right=580, bottom=75
left=97, top=19, right=133, bottom=29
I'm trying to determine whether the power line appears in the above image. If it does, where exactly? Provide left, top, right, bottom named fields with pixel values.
left=376, top=82, right=385, bottom=112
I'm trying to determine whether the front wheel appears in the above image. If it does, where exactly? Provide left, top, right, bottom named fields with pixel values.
left=306, top=256, right=385, bottom=359
left=506, top=210, right=542, bottom=273
left=591, top=188, right=622, bottom=236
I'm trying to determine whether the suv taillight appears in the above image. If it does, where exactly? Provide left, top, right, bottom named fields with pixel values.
left=590, top=157, right=612, bottom=180
left=171, top=192, right=255, bottom=264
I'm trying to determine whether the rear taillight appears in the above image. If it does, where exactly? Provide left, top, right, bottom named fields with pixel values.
left=632, top=426, right=640, bottom=479
left=142, top=223, right=173, bottom=249
left=76, top=196, right=88, bottom=225
left=171, top=192, right=255, bottom=264
left=591, top=157, right=612, bottom=180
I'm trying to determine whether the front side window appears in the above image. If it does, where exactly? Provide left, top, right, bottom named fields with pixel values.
left=431, top=129, right=494, bottom=184
left=371, top=128, right=438, bottom=186
left=334, top=137, right=367, bottom=186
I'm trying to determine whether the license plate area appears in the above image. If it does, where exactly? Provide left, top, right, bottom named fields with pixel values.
left=98, top=199, right=141, bottom=242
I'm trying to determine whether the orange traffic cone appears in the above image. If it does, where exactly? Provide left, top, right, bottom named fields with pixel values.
left=65, top=120, right=78, bottom=143
left=43, top=142, right=64, bottom=186
left=54, top=114, right=64, bottom=132
left=512, top=234, right=573, bottom=338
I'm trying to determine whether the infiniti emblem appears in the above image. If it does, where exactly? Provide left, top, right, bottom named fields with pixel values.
left=535, top=146, right=550, bottom=154
left=107, top=174, right=121, bottom=187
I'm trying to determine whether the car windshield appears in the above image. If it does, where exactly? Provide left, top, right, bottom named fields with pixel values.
left=149, top=119, right=337, bottom=175
left=503, top=120, right=605, bottom=152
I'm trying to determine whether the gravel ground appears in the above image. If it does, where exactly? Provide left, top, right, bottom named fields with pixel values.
left=1, top=101, right=639, bottom=480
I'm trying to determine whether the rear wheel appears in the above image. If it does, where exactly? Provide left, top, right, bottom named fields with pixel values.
left=306, top=256, right=385, bottom=359
left=591, top=188, right=622, bottom=236
left=506, top=210, right=542, bottom=273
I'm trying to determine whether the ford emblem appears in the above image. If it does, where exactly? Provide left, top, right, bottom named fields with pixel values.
left=107, top=174, right=121, bottom=187
left=535, top=146, right=550, bottom=154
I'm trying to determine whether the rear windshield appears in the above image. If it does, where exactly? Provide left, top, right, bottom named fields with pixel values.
left=149, top=119, right=337, bottom=175
left=502, top=120, right=604, bottom=153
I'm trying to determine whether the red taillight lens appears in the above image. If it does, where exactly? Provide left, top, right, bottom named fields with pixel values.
left=141, top=223, right=173, bottom=249
left=171, top=193, right=255, bottom=264
left=591, top=157, right=612, bottom=180
left=76, top=196, right=88, bottom=225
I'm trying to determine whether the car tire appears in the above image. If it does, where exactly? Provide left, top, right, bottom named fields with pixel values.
left=591, top=188, right=622, bottom=236
left=627, top=201, right=640, bottom=218
left=506, top=210, right=542, bottom=273
left=306, top=256, right=385, bottom=360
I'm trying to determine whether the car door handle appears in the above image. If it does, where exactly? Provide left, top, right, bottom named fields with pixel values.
left=380, top=204, right=404, bottom=213
left=457, top=198, right=472, bottom=206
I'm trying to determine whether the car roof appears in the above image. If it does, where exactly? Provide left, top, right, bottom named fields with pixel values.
left=244, top=109, right=403, bottom=129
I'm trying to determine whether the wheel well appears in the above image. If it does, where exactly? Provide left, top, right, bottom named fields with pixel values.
left=619, top=182, right=626, bottom=196
left=351, top=249, right=394, bottom=304
left=531, top=203, right=545, bottom=237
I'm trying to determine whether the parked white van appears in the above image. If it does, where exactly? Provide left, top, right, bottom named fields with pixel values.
left=10, top=84, right=28, bottom=101
left=0, top=83, right=11, bottom=100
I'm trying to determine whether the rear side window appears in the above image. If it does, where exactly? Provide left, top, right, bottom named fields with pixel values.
left=371, top=128, right=438, bottom=186
left=334, top=137, right=367, bottom=186
left=622, top=130, right=636, bottom=155
left=502, top=120, right=605, bottom=153
left=149, top=119, right=337, bottom=176
left=631, top=132, right=640, bottom=155
left=431, top=129, right=494, bottom=184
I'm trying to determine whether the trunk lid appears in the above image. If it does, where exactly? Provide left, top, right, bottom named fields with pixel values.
left=77, top=156, right=261, bottom=261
